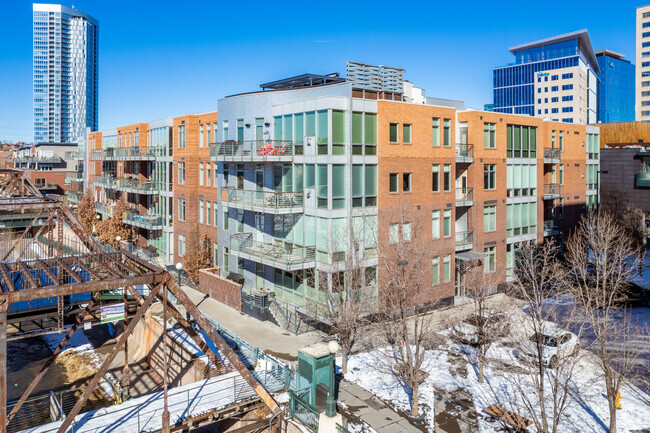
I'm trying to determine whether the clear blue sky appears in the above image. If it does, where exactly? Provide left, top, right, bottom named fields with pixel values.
left=0, top=0, right=644, bottom=142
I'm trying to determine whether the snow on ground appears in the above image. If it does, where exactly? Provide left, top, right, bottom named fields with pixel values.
left=345, top=340, right=650, bottom=433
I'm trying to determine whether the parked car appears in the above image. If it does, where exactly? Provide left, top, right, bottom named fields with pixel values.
left=521, top=324, right=579, bottom=368
left=452, top=310, right=509, bottom=346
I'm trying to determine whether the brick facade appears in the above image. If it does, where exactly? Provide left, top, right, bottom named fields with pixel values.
left=198, top=267, right=241, bottom=311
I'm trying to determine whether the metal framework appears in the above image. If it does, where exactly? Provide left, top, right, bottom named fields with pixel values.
left=0, top=194, right=279, bottom=433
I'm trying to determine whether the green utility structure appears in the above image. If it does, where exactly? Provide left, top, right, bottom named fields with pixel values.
left=298, top=343, right=333, bottom=406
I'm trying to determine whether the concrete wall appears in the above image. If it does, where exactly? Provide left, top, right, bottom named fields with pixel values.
left=198, top=267, right=242, bottom=311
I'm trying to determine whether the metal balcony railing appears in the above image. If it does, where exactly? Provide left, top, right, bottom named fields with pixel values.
left=455, top=231, right=473, bottom=252
left=93, top=175, right=165, bottom=195
left=455, top=188, right=473, bottom=207
left=226, top=188, right=304, bottom=214
left=64, top=172, right=84, bottom=184
left=543, top=220, right=561, bottom=236
left=455, top=144, right=474, bottom=163
left=231, top=233, right=316, bottom=271
left=543, top=183, right=561, bottom=199
left=91, top=146, right=170, bottom=161
left=210, top=140, right=302, bottom=162
left=67, top=192, right=80, bottom=203
left=636, top=171, right=650, bottom=188
left=124, top=210, right=164, bottom=230
left=543, top=148, right=561, bottom=163
left=7, top=156, right=63, bottom=164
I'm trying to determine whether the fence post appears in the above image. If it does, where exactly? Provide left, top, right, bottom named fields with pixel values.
left=254, top=347, right=259, bottom=366
left=233, top=376, right=237, bottom=401
left=187, top=389, right=190, bottom=414
left=138, top=405, right=140, bottom=432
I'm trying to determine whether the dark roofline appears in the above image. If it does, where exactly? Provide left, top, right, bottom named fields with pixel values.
left=260, top=73, right=345, bottom=90
left=509, top=29, right=600, bottom=74
left=225, top=81, right=348, bottom=99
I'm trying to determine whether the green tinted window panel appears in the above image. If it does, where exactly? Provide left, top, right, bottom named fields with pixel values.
left=352, top=165, right=363, bottom=196
left=317, top=110, right=328, bottom=144
left=294, top=113, right=304, bottom=143
left=306, top=112, right=316, bottom=136
left=283, top=115, right=293, bottom=141
left=352, top=112, right=363, bottom=144
left=332, top=165, right=346, bottom=198
left=365, top=113, right=377, bottom=145
left=273, top=116, right=282, bottom=141
left=332, top=110, right=346, bottom=143
left=365, top=165, right=377, bottom=196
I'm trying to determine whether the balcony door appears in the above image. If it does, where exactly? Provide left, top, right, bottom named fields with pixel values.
left=255, top=213, right=264, bottom=243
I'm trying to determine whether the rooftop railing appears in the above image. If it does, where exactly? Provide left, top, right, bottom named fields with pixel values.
left=91, top=146, right=170, bottom=161
left=7, top=156, right=63, bottom=164
left=210, top=140, right=302, bottom=162
left=226, top=188, right=304, bottom=214
left=231, top=233, right=316, bottom=271
left=93, top=175, right=165, bottom=195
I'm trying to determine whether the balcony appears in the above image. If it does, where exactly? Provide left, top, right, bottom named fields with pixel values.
left=210, top=140, right=302, bottom=163
left=226, top=188, right=304, bottom=214
left=543, top=220, right=561, bottom=237
left=636, top=171, right=650, bottom=188
left=455, top=231, right=474, bottom=252
left=67, top=192, right=80, bottom=203
left=7, top=156, right=63, bottom=164
left=95, top=203, right=164, bottom=230
left=455, top=144, right=474, bottom=163
left=543, top=148, right=561, bottom=164
left=230, top=233, right=316, bottom=272
left=455, top=188, right=474, bottom=207
left=93, top=175, right=165, bottom=195
left=91, top=146, right=170, bottom=161
left=543, top=183, right=561, bottom=200
left=64, top=172, right=84, bottom=184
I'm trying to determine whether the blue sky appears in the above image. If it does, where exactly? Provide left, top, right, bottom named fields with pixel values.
left=0, top=0, right=644, bottom=142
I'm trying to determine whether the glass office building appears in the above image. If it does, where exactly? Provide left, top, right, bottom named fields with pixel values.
left=493, top=30, right=599, bottom=124
left=33, top=4, right=98, bottom=144
left=596, top=50, right=634, bottom=123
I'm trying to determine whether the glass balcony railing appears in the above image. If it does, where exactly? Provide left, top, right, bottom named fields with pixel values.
left=543, top=220, right=561, bottom=236
left=64, top=172, right=84, bottom=184
left=455, top=144, right=474, bottom=163
left=210, top=140, right=302, bottom=162
left=91, top=146, right=170, bottom=161
left=226, top=188, right=304, bottom=214
left=455, top=231, right=473, bottom=252
left=543, top=183, right=561, bottom=199
left=455, top=188, right=473, bottom=207
left=230, top=233, right=316, bottom=271
left=95, top=203, right=164, bottom=230
left=543, top=148, right=561, bottom=163
left=7, top=156, right=63, bottom=164
left=93, top=175, right=165, bottom=195
left=636, top=171, right=650, bottom=188
left=67, top=192, right=80, bottom=203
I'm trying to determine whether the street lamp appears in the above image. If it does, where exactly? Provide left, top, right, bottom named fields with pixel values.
left=175, top=262, right=183, bottom=287
left=115, top=235, right=121, bottom=250
left=325, top=339, right=340, bottom=417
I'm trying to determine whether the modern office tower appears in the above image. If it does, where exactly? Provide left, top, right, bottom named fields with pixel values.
left=596, top=50, right=635, bottom=122
left=33, top=4, right=98, bottom=144
left=88, top=118, right=177, bottom=265
left=636, top=5, right=650, bottom=121
left=493, top=30, right=599, bottom=124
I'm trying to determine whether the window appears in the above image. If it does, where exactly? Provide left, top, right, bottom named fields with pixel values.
left=223, top=120, right=229, bottom=141
left=199, top=163, right=204, bottom=186
left=432, top=118, right=440, bottom=147
left=484, top=123, right=496, bottom=148
left=551, top=75, right=558, bottom=81
left=223, top=164, right=229, bottom=186
left=403, top=124, right=411, bottom=144
left=207, top=201, right=211, bottom=226
left=561, top=73, right=573, bottom=79
left=552, top=108, right=559, bottom=114
left=199, top=124, right=204, bottom=148
left=443, top=164, right=451, bottom=191
left=389, top=223, right=399, bottom=244
left=538, top=98, right=541, bottom=104
left=484, top=164, right=496, bottom=190
left=562, top=95, right=573, bottom=102
left=562, top=107, right=573, bottom=113
left=402, top=222, right=411, bottom=242
left=214, top=204, right=219, bottom=227
left=559, top=164, right=564, bottom=185
left=484, top=205, right=496, bottom=232
left=443, top=209, right=451, bottom=237
left=544, top=87, right=548, bottom=92
left=432, top=256, right=440, bottom=285
left=484, top=247, right=496, bottom=274
left=432, top=210, right=440, bottom=239
left=178, top=162, right=185, bottom=184
left=506, top=124, right=537, bottom=158
left=389, top=123, right=398, bottom=143
left=178, top=198, right=186, bottom=221
left=223, top=208, right=229, bottom=230
left=443, top=119, right=451, bottom=147
left=432, top=164, right=440, bottom=192
left=562, top=84, right=573, bottom=90
left=559, top=131, right=564, bottom=150
left=237, top=119, right=244, bottom=142
left=551, top=86, right=559, bottom=92
left=177, top=125, right=185, bottom=148
left=178, top=234, right=186, bottom=256
left=402, top=173, right=411, bottom=192
left=443, top=254, right=451, bottom=282
left=207, top=163, right=211, bottom=187
left=389, top=173, right=398, bottom=193
left=551, top=97, right=559, bottom=102
left=199, top=200, right=204, bottom=224
left=544, top=98, right=548, bottom=103
left=562, top=118, right=573, bottom=123
left=223, top=247, right=229, bottom=273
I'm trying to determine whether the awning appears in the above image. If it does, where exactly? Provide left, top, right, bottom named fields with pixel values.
left=456, top=251, right=486, bottom=261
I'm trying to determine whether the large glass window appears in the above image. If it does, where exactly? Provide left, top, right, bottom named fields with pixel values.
left=483, top=205, right=496, bottom=232
left=332, top=164, right=346, bottom=209
left=506, top=124, right=537, bottom=158
left=443, top=209, right=451, bottom=237
left=403, top=124, right=412, bottom=144
left=484, top=164, right=496, bottom=190
left=177, top=125, right=185, bottom=148
left=306, top=112, right=316, bottom=137
left=389, top=123, right=398, bottom=143
left=443, top=119, right=451, bottom=147
left=332, top=110, right=345, bottom=143
left=199, top=200, right=204, bottom=224
left=352, top=112, right=363, bottom=144
left=484, top=123, right=496, bottom=148
left=389, top=173, right=398, bottom=193
left=178, top=162, right=185, bottom=184
left=178, top=234, right=186, bottom=256
left=389, top=223, right=399, bottom=244
left=432, top=210, right=440, bottom=239
left=365, top=113, right=377, bottom=145
left=443, top=254, right=451, bottom=282
left=178, top=198, right=185, bottom=221
left=432, top=257, right=440, bottom=285
left=443, top=164, right=451, bottom=191
left=484, top=247, right=496, bottom=273
left=432, top=164, right=440, bottom=192
left=317, top=110, right=328, bottom=144
left=402, top=173, right=411, bottom=192
left=432, top=118, right=440, bottom=147
left=199, top=163, right=204, bottom=186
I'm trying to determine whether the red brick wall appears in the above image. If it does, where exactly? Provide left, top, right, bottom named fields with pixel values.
left=198, top=267, right=241, bottom=311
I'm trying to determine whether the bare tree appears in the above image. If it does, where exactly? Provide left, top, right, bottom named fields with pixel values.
left=76, top=189, right=97, bottom=234
left=449, top=261, right=508, bottom=383
left=309, top=217, right=376, bottom=374
left=498, top=241, right=583, bottom=433
left=182, top=231, right=211, bottom=283
left=601, top=189, right=647, bottom=250
left=565, top=212, right=642, bottom=433
left=376, top=200, right=440, bottom=417
left=96, top=198, right=131, bottom=249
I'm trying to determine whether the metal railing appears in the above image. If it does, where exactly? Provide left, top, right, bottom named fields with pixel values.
left=91, top=146, right=170, bottom=161
left=124, top=210, right=164, bottom=230
left=455, top=231, right=473, bottom=251
left=543, top=148, right=561, bottom=162
left=543, top=220, right=561, bottom=236
left=543, top=183, right=561, bottom=198
left=93, top=175, right=165, bottom=194
left=455, top=188, right=473, bottom=206
left=64, top=172, right=84, bottom=184
left=226, top=188, right=304, bottom=213
left=7, top=156, right=63, bottom=164
left=231, top=233, right=316, bottom=270
left=210, top=140, right=302, bottom=161
left=67, top=192, right=80, bottom=203
left=636, top=171, right=650, bottom=188
left=455, top=144, right=474, bottom=161
left=289, top=389, right=320, bottom=432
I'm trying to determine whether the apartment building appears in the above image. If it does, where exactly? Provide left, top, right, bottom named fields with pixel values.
left=88, top=118, right=176, bottom=264
left=493, top=30, right=599, bottom=124
left=636, top=5, right=650, bottom=121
